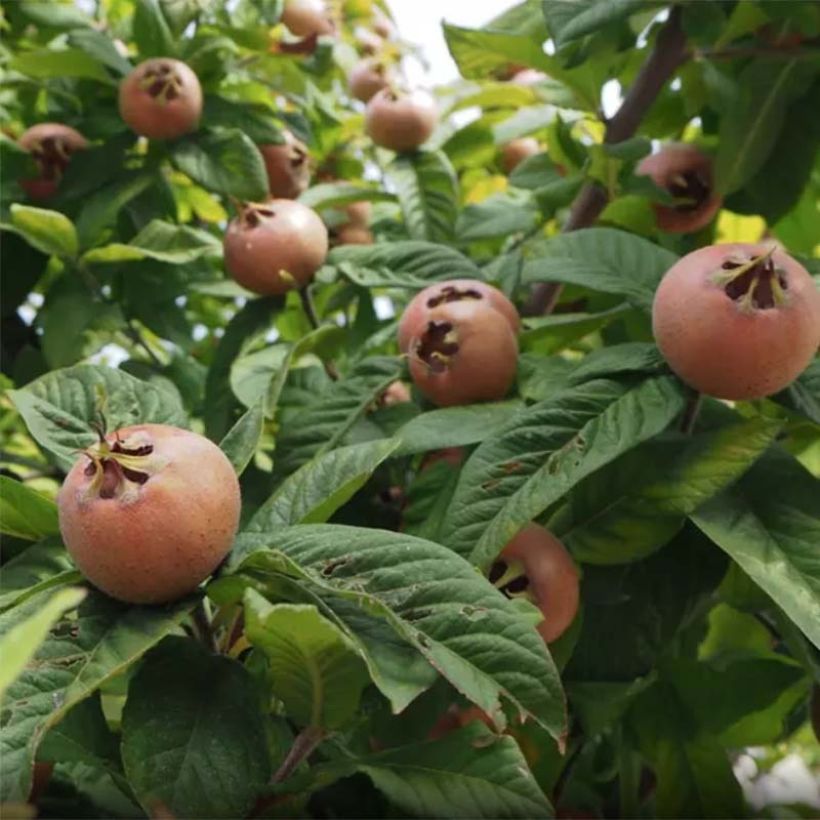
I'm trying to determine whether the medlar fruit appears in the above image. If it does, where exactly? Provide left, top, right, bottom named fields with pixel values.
left=349, top=59, right=391, bottom=103
left=259, top=129, right=310, bottom=199
left=223, top=199, right=329, bottom=295
left=652, top=243, right=820, bottom=399
left=501, top=137, right=540, bottom=174
left=365, top=88, right=437, bottom=152
left=18, top=123, right=87, bottom=200
left=281, top=0, right=334, bottom=37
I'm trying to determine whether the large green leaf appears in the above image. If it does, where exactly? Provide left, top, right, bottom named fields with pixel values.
left=0, top=538, right=77, bottom=611
left=716, top=59, right=817, bottom=195
left=171, top=129, right=268, bottom=201
left=456, top=194, right=539, bottom=241
left=246, top=438, right=400, bottom=535
left=8, top=364, right=187, bottom=469
left=6, top=205, right=78, bottom=258
left=121, top=636, right=270, bottom=818
left=521, top=305, right=631, bottom=355
left=219, top=400, right=264, bottom=476
left=521, top=227, right=678, bottom=311
left=692, top=449, right=820, bottom=650
left=244, top=590, right=370, bottom=729
left=541, top=0, right=657, bottom=47
left=295, top=723, right=552, bottom=818
left=299, top=181, right=395, bottom=210
left=442, top=376, right=687, bottom=566
left=10, top=48, right=114, bottom=83
left=554, top=418, right=782, bottom=564
left=0, top=591, right=194, bottom=802
left=228, top=524, right=567, bottom=740
left=386, top=151, right=459, bottom=244
left=0, top=587, right=86, bottom=704
left=0, top=477, right=59, bottom=541
left=272, top=356, right=402, bottom=481
left=325, top=240, right=481, bottom=288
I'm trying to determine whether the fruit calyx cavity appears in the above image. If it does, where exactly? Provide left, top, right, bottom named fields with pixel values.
left=425, top=285, right=483, bottom=310
left=414, top=320, right=459, bottom=372
left=81, top=431, right=167, bottom=502
left=711, top=246, right=788, bottom=312
left=139, top=61, right=184, bottom=103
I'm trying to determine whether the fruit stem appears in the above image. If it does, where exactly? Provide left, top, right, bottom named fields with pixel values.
left=192, top=601, right=218, bottom=653
left=679, top=389, right=702, bottom=435
left=271, top=725, right=325, bottom=784
left=299, top=286, right=339, bottom=380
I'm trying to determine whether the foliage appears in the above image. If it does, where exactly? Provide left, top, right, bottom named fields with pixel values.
left=1, top=0, right=819, bottom=817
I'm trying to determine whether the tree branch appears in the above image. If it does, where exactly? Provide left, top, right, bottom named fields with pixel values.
left=271, top=726, right=325, bottom=784
left=525, top=5, right=689, bottom=315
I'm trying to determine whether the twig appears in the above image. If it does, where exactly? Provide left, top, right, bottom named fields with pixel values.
left=192, top=601, right=218, bottom=653
left=124, top=319, right=164, bottom=368
left=525, top=6, right=688, bottom=315
left=298, top=286, right=340, bottom=380
left=679, top=390, right=702, bottom=434
left=271, top=726, right=325, bottom=784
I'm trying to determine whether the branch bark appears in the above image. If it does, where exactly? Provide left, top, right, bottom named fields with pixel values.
left=525, top=5, right=689, bottom=315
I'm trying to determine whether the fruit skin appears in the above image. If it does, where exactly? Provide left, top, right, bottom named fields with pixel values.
left=652, top=243, right=820, bottom=400
left=345, top=200, right=371, bottom=226
left=379, top=380, right=411, bottom=406
left=281, top=0, right=334, bottom=36
left=349, top=59, right=391, bottom=103
left=398, top=279, right=520, bottom=354
left=497, top=524, right=579, bottom=644
left=224, top=199, right=329, bottom=295
left=407, top=300, right=519, bottom=407
left=365, top=88, right=437, bottom=152
left=119, top=58, right=202, bottom=140
left=58, top=424, right=240, bottom=605
left=259, top=129, right=310, bottom=199
left=335, top=224, right=373, bottom=245
left=637, top=143, right=722, bottom=233
left=501, top=137, right=540, bottom=174
left=18, top=123, right=87, bottom=200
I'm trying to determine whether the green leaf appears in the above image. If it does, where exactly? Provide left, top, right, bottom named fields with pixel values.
left=386, top=151, right=459, bottom=243
left=509, top=152, right=565, bottom=190
left=0, top=538, right=77, bottom=611
left=521, top=227, right=678, bottom=311
left=442, top=376, right=687, bottom=566
left=133, top=0, right=176, bottom=57
left=555, top=418, right=782, bottom=564
left=203, top=95, right=285, bottom=144
left=220, top=400, right=264, bottom=476
left=395, top=402, right=522, bottom=456
left=8, top=364, right=187, bottom=469
left=171, top=130, right=268, bottom=201
left=229, top=524, right=567, bottom=740
left=8, top=205, right=78, bottom=258
left=320, top=723, right=552, bottom=818
left=456, top=194, right=539, bottom=241
left=692, top=449, right=820, bottom=650
left=0, top=591, right=194, bottom=802
left=716, top=59, right=817, bottom=195
left=521, top=304, right=631, bottom=355
left=10, top=48, right=114, bottom=83
left=121, top=636, right=269, bottom=818
left=17, top=0, right=93, bottom=28
left=272, top=356, right=402, bottom=481
left=246, top=438, right=400, bottom=534
left=772, top=358, right=820, bottom=425
left=244, top=590, right=370, bottom=729
left=0, top=477, right=59, bottom=541
left=542, top=0, right=657, bottom=47
left=299, top=181, right=395, bottom=210
left=325, top=241, right=481, bottom=288
left=0, top=587, right=86, bottom=704
left=628, top=681, right=745, bottom=819
left=67, top=28, right=133, bottom=75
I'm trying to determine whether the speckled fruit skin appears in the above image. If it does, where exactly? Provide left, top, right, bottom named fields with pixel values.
left=335, top=224, right=373, bottom=245
left=407, top=300, right=518, bottom=407
left=365, top=89, right=437, bottom=152
left=281, top=0, right=333, bottom=36
left=18, top=123, right=87, bottom=200
left=501, top=137, right=540, bottom=174
left=349, top=59, right=390, bottom=102
left=398, top=279, right=520, bottom=353
left=119, top=58, right=202, bottom=140
left=652, top=243, right=820, bottom=400
left=500, top=524, right=579, bottom=644
left=637, top=144, right=722, bottom=233
left=259, top=129, right=310, bottom=199
left=223, top=200, right=329, bottom=295
left=58, top=424, right=240, bottom=605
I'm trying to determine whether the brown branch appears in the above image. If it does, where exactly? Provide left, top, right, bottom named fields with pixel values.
left=525, top=5, right=688, bottom=315
left=271, top=726, right=325, bottom=784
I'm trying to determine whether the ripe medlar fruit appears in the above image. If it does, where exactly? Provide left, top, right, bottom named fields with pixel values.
left=501, top=137, right=540, bottom=174
left=398, top=279, right=520, bottom=353
left=365, top=88, right=438, bottom=152
left=223, top=199, right=329, bottom=295
left=406, top=300, right=519, bottom=407
left=652, top=243, right=820, bottom=400
left=349, top=59, right=391, bottom=103
left=334, top=224, right=373, bottom=245
left=345, top=200, right=371, bottom=226
left=119, top=58, right=202, bottom=140
left=637, top=143, right=722, bottom=233
left=491, top=524, right=580, bottom=644
left=58, top=424, right=241, bottom=605
left=18, top=123, right=87, bottom=200
left=259, top=129, right=310, bottom=199
left=281, top=0, right=334, bottom=37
